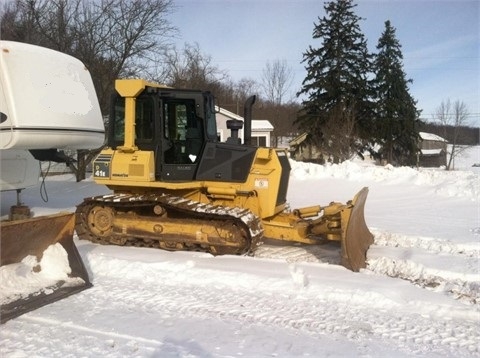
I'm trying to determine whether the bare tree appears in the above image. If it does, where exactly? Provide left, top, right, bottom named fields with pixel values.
left=161, top=42, right=229, bottom=89
left=435, top=99, right=471, bottom=170
left=261, top=59, right=294, bottom=105
left=234, top=78, right=257, bottom=102
left=222, top=78, right=258, bottom=114
left=260, top=59, right=294, bottom=146
left=155, top=43, right=260, bottom=116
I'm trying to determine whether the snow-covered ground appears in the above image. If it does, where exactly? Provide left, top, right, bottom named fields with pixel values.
left=1, top=146, right=479, bottom=357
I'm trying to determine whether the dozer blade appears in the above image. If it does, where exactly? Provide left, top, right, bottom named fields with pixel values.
left=0, top=212, right=92, bottom=324
left=340, top=187, right=374, bottom=272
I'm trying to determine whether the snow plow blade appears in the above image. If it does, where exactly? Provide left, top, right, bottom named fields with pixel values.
left=0, top=212, right=91, bottom=324
left=307, top=187, right=373, bottom=271
left=339, top=187, right=374, bottom=271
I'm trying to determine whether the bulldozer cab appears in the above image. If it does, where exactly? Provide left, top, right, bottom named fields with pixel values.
left=105, top=80, right=258, bottom=185
left=108, top=83, right=218, bottom=181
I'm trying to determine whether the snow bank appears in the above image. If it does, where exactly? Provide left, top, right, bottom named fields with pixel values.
left=290, top=159, right=480, bottom=201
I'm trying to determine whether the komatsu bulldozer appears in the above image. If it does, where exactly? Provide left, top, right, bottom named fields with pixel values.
left=76, top=79, right=373, bottom=271
left=0, top=41, right=104, bottom=323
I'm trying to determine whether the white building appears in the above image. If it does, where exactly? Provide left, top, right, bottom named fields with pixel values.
left=215, top=106, right=273, bottom=147
left=418, top=131, right=448, bottom=167
left=251, top=120, right=274, bottom=147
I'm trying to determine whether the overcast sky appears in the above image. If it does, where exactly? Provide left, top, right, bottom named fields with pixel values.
left=170, top=0, right=479, bottom=126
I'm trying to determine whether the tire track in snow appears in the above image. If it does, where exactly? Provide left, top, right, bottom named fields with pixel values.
left=256, top=231, right=480, bottom=305
left=90, top=261, right=480, bottom=357
left=15, top=251, right=476, bottom=357
left=2, top=247, right=478, bottom=357
left=0, top=316, right=164, bottom=357
left=7, top=267, right=478, bottom=357
left=254, top=240, right=343, bottom=265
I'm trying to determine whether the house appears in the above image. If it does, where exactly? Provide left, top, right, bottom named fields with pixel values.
left=251, top=120, right=274, bottom=147
left=288, top=132, right=324, bottom=163
left=215, top=106, right=273, bottom=146
left=418, top=132, right=447, bottom=167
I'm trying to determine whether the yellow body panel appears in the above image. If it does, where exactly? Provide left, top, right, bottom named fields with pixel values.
left=94, top=148, right=155, bottom=182
left=110, top=150, right=155, bottom=182
left=93, top=146, right=287, bottom=219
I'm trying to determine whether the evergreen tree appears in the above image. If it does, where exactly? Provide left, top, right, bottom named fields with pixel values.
left=296, top=0, right=374, bottom=162
left=373, top=20, right=421, bottom=166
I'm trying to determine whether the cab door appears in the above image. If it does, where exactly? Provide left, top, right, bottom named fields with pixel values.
left=160, top=98, right=204, bottom=181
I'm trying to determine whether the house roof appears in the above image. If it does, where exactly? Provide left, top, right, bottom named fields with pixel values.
left=289, top=132, right=307, bottom=146
left=252, top=120, right=274, bottom=131
left=419, top=132, right=447, bottom=142
left=215, top=106, right=243, bottom=121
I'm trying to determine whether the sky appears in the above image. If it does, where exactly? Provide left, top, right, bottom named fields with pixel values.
left=169, top=0, right=480, bottom=127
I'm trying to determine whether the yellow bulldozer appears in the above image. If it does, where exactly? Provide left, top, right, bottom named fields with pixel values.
left=76, top=79, right=373, bottom=272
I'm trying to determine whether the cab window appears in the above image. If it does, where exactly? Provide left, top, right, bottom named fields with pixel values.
left=112, top=95, right=154, bottom=144
left=164, top=100, right=204, bottom=164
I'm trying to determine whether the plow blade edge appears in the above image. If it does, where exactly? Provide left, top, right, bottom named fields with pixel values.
left=340, top=187, right=374, bottom=271
left=0, top=212, right=91, bottom=324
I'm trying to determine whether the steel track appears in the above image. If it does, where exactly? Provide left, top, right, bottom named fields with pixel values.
left=75, top=193, right=264, bottom=256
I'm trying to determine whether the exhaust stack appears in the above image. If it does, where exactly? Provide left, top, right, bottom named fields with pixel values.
left=243, top=95, right=256, bottom=146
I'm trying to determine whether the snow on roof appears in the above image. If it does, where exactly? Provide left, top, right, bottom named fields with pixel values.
left=215, top=106, right=243, bottom=121
left=419, top=132, right=447, bottom=142
left=289, top=132, right=308, bottom=146
left=421, top=148, right=444, bottom=155
left=252, top=120, right=273, bottom=131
